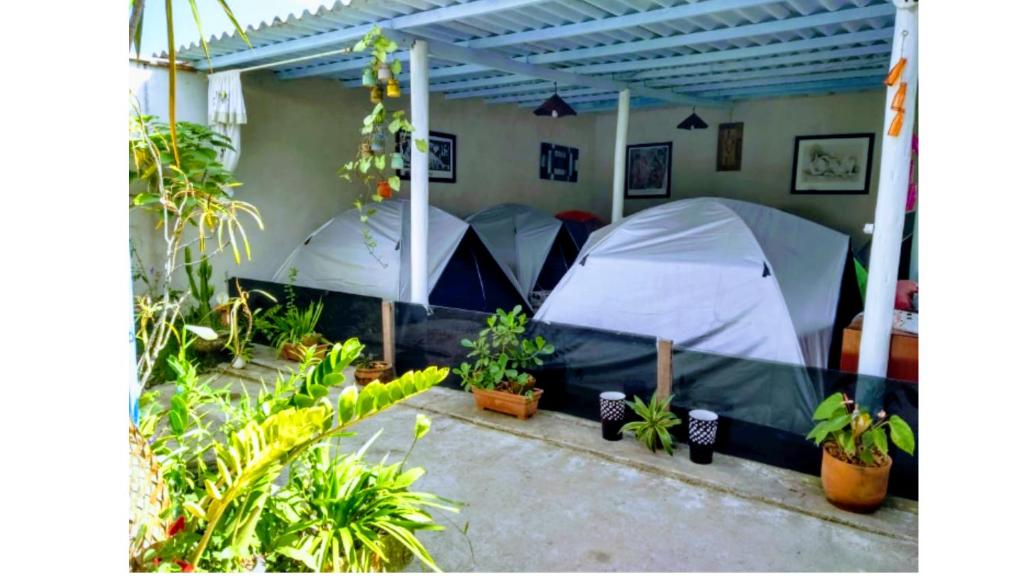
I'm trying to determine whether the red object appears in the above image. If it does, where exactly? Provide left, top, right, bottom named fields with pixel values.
left=176, top=560, right=194, bottom=572
left=894, top=280, right=917, bottom=311
left=167, top=515, right=186, bottom=537
left=376, top=180, right=392, bottom=199
left=556, top=210, right=603, bottom=224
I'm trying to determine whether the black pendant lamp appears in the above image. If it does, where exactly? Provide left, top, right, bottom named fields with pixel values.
left=533, top=83, right=577, bottom=118
left=677, top=107, right=708, bottom=130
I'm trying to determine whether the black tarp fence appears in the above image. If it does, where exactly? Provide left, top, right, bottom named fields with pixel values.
left=233, top=278, right=918, bottom=500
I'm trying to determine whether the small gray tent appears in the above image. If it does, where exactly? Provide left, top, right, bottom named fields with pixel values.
left=274, top=200, right=528, bottom=313
left=466, top=203, right=580, bottom=308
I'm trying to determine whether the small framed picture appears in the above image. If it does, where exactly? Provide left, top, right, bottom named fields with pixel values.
left=625, top=142, right=672, bottom=198
left=717, top=122, right=743, bottom=172
left=539, top=142, right=579, bottom=182
left=791, top=133, right=875, bottom=194
left=396, top=130, right=457, bottom=183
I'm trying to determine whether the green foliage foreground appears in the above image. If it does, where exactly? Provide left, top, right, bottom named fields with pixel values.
left=136, top=337, right=456, bottom=572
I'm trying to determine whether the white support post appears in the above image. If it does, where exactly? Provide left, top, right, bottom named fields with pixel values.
left=410, top=39, right=430, bottom=306
left=128, top=247, right=140, bottom=424
left=611, top=89, right=630, bottom=223
left=858, top=0, right=918, bottom=379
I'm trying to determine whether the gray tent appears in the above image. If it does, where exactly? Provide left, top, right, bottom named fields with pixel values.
left=274, top=200, right=528, bottom=313
left=535, top=198, right=850, bottom=368
left=466, top=203, right=580, bottom=308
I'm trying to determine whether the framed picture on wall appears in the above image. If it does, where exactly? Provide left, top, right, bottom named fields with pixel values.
left=396, top=130, right=457, bottom=183
left=790, top=133, right=874, bottom=194
left=625, top=142, right=672, bottom=198
left=717, top=122, right=743, bottom=171
left=539, top=142, right=579, bottom=182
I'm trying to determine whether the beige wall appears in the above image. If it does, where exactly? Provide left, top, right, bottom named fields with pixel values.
left=130, top=63, right=887, bottom=291
left=593, top=90, right=886, bottom=246
left=206, top=71, right=599, bottom=281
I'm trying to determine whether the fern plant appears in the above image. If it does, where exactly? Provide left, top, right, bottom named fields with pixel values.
left=621, top=394, right=682, bottom=455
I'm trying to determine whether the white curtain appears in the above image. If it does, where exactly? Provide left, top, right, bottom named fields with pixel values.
left=207, top=70, right=246, bottom=173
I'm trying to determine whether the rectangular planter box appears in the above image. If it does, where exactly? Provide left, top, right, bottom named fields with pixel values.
left=471, top=387, right=544, bottom=420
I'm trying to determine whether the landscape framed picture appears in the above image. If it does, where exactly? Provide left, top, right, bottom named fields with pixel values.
left=625, top=142, right=672, bottom=198
left=790, top=133, right=875, bottom=194
left=717, top=122, right=743, bottom=171
left=396, top=130, right=457, bottom=183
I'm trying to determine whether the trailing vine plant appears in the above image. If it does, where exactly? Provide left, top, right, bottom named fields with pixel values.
left=337, top=26, right=427, bottom=258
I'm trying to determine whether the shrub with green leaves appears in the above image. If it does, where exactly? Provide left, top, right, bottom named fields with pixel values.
left=621, top=394, right=682, bottom=455
left=265, top=418, right=458, bottom=572
left=453, top=305, right=554, bottom=397
left=806, top=392, right=915, bottom=466
left=254, top=268, right=326, bottom=351
left=136, top=337, right=454, bottom=572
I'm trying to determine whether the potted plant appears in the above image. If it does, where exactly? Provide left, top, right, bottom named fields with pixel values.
left=453, top=305, right=554, bottom=420
left=806, top=392, right=916, bottom=512
left=354, top=354, right=395, bottom=385
left=255, top=269, right=330, bottom=362
left=621, top=393, right=682, bottom=455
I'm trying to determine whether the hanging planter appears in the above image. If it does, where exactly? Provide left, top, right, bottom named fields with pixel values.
left=370, top=85, right=383, bottom=103
left=377, top=62, right=393, bottom=81
left=390, top=152, right=405, bottom=170
left=376, top=179, right=392, bottom=199
left=370, top=127, right=387, bottom=154
left=386, top=78, right=401, bottom=98
left=361, top=68, right=375, bottom=87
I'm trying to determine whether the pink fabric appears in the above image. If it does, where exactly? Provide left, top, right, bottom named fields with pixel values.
left=895, top=280, right=918, bottom=311
left=906, top=134, right=918, bottom=211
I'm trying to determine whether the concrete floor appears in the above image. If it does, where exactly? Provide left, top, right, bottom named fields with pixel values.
left=163, top=346, right=918, bottom=572
left=344, top=403, right=917, bottom=572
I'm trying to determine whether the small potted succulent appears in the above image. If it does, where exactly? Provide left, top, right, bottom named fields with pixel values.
left=354, top=354, right=395, bottom=386
left=454, top=305, right=554, bottom=420
left=806, top=392, right=916, bottom=513
left=621, top=393, right=682, bottom=455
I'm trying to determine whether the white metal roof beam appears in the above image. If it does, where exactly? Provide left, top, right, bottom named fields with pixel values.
left=400, top=4, right=894, bottom=80
left=648, top=56, right=891, bottom=88
left=195, top=0, right=549, bottom=70
left=685, top=68, right=886, bottom=93
left=463, top=0, right=781, bottom=49
left=388, top=30, right=724, bottom=107
left=289, top=2, right=890, bottom=81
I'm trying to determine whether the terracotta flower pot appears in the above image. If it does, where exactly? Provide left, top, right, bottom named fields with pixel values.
left=280, top=334, right=329, bottom=362
left=820, top=443, right=892, bottom=513
left=471, top=387, right=543, bottom=420
left=354, top=360, right=394, bottom=386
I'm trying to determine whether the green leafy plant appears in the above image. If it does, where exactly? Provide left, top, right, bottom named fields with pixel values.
left=453, top=305, right=554, bottom=397
left=337, top=26, right=427, bottom=255
left=254, top=269, right=327, bottom=351
left=218, top=279, right=275, bottom=362
left=265, top=417, right=458, bottom=572
left=806, top=392, right=915, bottom=466
left=621, top=394, right=682, bottom=455
left=183, top=246, right=217, bottom=327
left=138, top=337, right=453, bottom=571
left=130, top=115, right=263, bottom=388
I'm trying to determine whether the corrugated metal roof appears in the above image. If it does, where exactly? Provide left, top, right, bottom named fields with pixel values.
left=173, top=0, right=894, bottom=111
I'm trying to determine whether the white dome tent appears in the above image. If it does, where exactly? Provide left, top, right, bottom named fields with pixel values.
left=466, top=203, right=579, bottom=307
left=273, top=200, right=528, bottom=313
left=534, top=198, right=850, bottom=368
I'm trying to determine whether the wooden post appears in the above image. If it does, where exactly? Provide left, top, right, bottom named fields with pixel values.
left=656, top=338, right=673, bottom=400
left=611, top=89, right=630, bottom=223
left=381, top=299, right=395, bottom=367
